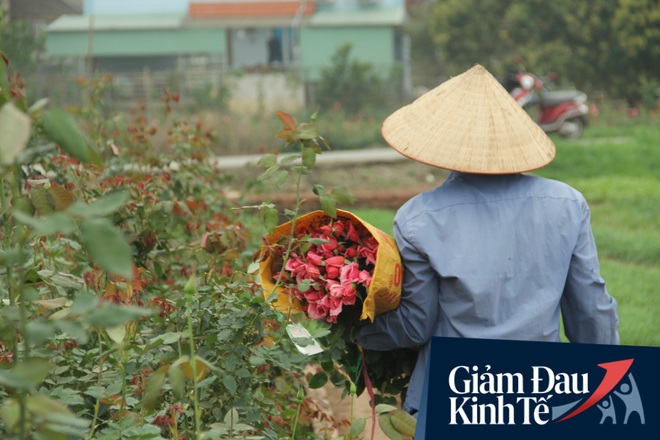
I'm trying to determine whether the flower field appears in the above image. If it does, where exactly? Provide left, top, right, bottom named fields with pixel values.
left=0, top=65, right=414, bottom=439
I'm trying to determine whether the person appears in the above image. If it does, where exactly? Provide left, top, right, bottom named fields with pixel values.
left=354, top=64, right=620, bottom=417
left=267, top=32, right=283, bottom=66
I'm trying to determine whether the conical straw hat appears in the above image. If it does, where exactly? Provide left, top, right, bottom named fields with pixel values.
left=382, top=64, right=556, bottom=174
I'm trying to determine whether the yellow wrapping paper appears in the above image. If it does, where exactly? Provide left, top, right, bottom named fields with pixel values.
left=259, top=209, right=402, bottom=322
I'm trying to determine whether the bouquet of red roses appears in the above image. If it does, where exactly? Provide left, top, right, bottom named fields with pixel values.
left=259, top=209, right=402, bottom=323
left=259, top=209, right=416, bottom=403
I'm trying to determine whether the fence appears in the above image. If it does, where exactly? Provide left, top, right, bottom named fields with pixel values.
left=25, top=61, right=407, bottom=116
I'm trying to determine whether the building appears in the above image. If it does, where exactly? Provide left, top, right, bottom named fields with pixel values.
left=43, top=0, right=409, bottom=111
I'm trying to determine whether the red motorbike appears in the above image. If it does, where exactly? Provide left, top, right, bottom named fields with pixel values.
left=506, top=70, right=589, bottom=139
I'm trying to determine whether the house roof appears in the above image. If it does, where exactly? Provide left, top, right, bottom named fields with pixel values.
left=47, top=2, right=405, bottom=32
left=9, top=0, right=82, bottom=23
left=188, top=1, right=314, bottom=18
left=309, top=5, right=405, bottom=26
left=182, top=16, right=307, bottom=28
left=47, top=13, right=186, bottom=32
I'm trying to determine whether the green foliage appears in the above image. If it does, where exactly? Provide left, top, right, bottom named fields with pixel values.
left=0, top=59, right=325, bottom=439
left=0, top=17, right=45, bottom=75
left=315, top=43, right=390, bottom=116
left=0, top=53, right=415, bottom=439
left=413, top=0, right=659, bottom=100
left=313, top=107, right=386, bottom=151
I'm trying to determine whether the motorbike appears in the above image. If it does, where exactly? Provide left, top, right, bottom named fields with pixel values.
left=504, top=70, right=589, bottom=139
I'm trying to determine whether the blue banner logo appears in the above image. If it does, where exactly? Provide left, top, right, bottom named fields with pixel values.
left=415, top=337, right=659, bottom=439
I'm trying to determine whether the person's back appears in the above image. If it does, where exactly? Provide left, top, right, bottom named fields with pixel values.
left=395, top=172, right=617, bottom=343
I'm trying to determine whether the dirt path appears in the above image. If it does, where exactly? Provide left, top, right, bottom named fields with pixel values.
left=306, top=380, right=394, bottom=439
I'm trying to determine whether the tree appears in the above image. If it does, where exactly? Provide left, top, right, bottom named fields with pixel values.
left=315, top=43, right=387, bottom=116
left=0, top=10, right=45, bottom=76
left=410, top=0, right=659, bottom=101
left=612, top=0, right=660, bottom=106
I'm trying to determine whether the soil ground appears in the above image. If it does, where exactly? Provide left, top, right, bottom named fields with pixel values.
left=307, top=381, right=397, bottom=439
left=226, top=155, right=450, bottom=211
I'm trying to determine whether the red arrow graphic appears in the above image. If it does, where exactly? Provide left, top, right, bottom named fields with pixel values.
left=557, top=358, right=634, bottom=422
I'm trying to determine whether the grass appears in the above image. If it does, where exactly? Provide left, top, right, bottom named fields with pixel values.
left=351, top=121, right=660, bottom=347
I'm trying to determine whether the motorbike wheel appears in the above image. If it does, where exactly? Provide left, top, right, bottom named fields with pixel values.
left=558, top=117, right=585, bottom=139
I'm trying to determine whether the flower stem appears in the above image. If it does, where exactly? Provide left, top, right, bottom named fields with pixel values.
left=186, top=282, right=201, bottom=436
left=290, top=384, right=305, bottom=440
left=86, top=331, right=105, bottom=439
left=0, top=177, right=16, bottom=305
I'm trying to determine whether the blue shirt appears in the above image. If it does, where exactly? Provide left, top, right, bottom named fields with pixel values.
left=355, top=172, right=619, bottom=413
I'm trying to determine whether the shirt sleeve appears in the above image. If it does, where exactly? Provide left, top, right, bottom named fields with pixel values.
left=560, top=201, right=620, bottom=345
left=355, top=213, right=440, bottom=350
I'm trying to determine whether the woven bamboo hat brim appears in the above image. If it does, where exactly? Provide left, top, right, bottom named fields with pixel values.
left=382, top=64, right=556, bottom=174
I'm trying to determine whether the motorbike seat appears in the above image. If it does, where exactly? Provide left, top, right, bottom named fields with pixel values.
left=540, top=90, right=585, bottom=106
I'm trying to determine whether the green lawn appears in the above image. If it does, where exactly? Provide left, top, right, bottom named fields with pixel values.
left=352, top=123, right=660, bottom=347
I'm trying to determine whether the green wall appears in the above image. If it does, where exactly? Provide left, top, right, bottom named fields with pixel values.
left=299, top=27, right=394, bottom=81
left=46, top=28, right=226, bottom=57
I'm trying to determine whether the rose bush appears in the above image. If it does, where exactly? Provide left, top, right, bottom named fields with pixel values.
left=0, top=55, right=414, bottom=439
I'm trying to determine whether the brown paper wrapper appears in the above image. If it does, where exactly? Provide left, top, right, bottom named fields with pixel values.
left=258, top=209, right=402, bottom=322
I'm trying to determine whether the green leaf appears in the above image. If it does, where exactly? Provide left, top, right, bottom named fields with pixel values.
left=26, top=319, right=56, bottom=345
left=0, top=102, right=32, bottom=166
left=13, top=211, right=76, bottom=236
left=142, top=366, right=168, bottom=413
left=67, top=192, right=129, bottom=218
left=168, top=364, right=186, bottom=399
left=259, top=206, right=280, bottom=233
left=302, top=145, right=317, bottom=169
left=43, top=412, right=90, bottom=433
left=257, top=153, right=278, bottom=168
left=223, top=408, right=253, bottom=431
left=297, top=122, right=319, bottom=141
left=349, top=417, right=367, bottom=438
left=80, top=218, right=133, bottom=279
left=41, top=108, right=93, bottom=164
left=223, top=375, right=237, bottom=395
left=249, top=355, right=266, bottom=367
left=83, top=386, right=105, bottom=400
left=247, top=261, right=260, bottom=274
left=0, top=370, right=35, bottom=391
left=390, top=409, right=417, bottom=437
left=36, top=271, right=84, bottom=289
left=29, top=187, right=54, bottom=215
left=280, top=153, right=300, bottom=165
left=10, top=358, right=53, bottom=389
left=25, top=394, right=74, bottom=419
left=332, top=186, right=358, bottom=205
left=106, top=325, right=126, bottom=344
left=149, top=331, right=184, bottom=345
left=258, top=164, right=280, bottom=181
left=319, top=194, right=337, bottom=218
left=378, top=414, right=403, bottom=440
left=375, top=403, right=398, bottom=414
left=171, top=355, right=217, bottom=382
left=0, top=398, right=21, bottom=432
left=307, top=372, right=328, bottom=389
left=69, top=294, right=99, bottom=315
left=274, top=168, right=290, bottom=186
left=27, top=97, right=49, bottom=116
left=54, top=320, right=89, bottom=345
left=183, top=274, right=196, bottom=293
left=85, top=304, right=153, bottom=328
